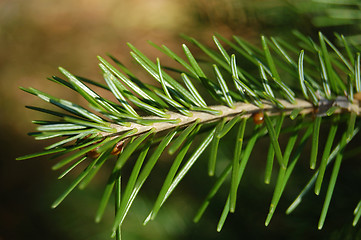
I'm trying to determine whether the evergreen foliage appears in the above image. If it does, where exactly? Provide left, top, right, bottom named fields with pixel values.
left=18, top=30, right=361, bottom=239
left=294, top=0, right=361, bottom=44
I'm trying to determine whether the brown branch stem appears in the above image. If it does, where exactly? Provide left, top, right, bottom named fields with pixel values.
left=104, top=97, right=360, bottom=138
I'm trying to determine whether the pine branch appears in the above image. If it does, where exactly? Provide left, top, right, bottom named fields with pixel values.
left=17, top=31, right=361, bottom=238
left=105, top=97, right=359, bottom=139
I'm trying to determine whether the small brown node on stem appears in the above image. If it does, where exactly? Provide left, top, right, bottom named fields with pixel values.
left=253, top=111, right=264, bottom=125
left=87, top=148, right=101, bottom=159
left=111, top=141, right=125, bottom=156
left=83, top=134, right=103, bottom=159
left=86, top=139, right=125, bottom=158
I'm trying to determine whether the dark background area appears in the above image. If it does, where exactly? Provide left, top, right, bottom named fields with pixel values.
left=1, top=0, right=361, bottom=239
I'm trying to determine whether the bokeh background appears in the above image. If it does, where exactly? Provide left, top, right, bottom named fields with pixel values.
left=1, top=0, right=361, bottom=239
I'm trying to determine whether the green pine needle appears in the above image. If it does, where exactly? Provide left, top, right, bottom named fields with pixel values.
left=310, top=116, right=322, bottom=169
left=314, top=117, right=339, bottom=195
left=208, top=118, right=226, bottom=176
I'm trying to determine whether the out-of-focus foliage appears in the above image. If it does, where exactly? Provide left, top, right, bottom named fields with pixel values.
left=292, top=0, right=361, bottom=44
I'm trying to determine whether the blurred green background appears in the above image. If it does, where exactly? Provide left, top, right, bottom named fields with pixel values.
left=1, top=0, right=361, bottom=239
